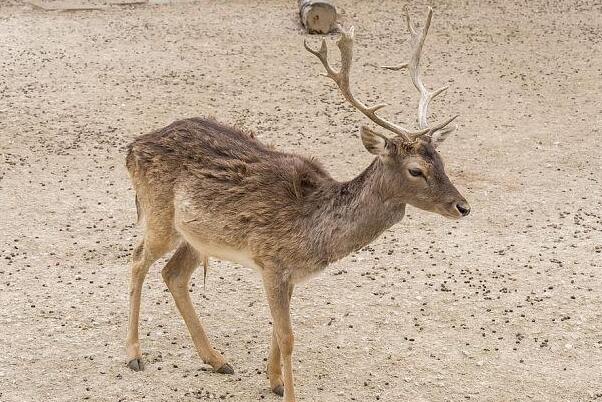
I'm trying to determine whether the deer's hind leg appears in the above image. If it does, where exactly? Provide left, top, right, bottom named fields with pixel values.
left=161, top=242, right=233, bottom=374
left=126, top=232, right=174, bottom=371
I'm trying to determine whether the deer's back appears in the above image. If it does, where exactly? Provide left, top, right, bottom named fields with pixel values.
left=127, top=117, right=338, bottom=271
left=127, top=117, right=270, bottom=177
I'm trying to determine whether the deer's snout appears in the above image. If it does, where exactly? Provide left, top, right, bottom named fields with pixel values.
left=455, top=200, right=471, bottom=217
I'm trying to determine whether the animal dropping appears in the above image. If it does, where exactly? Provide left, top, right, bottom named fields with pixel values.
left=124, top=7, right=470, bottom=402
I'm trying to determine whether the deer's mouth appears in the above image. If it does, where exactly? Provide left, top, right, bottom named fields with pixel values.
left=442, top=210, right=463, bottom=220
left=438, top=202, right=470, bottom=220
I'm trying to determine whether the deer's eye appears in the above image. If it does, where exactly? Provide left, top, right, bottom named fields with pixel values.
left=409, top=168, right=423, bottom=177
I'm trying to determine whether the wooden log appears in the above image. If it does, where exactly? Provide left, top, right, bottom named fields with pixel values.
left=27, top=0, right=107, bottom=11
left=298, top=0, right=337, bottom=34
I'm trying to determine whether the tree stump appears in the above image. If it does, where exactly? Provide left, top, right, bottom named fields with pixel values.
left=298, top=0, right=337, bottom=34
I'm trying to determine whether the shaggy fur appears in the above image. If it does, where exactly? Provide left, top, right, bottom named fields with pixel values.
left=125, top=118, right=433, bottom=281
left=124, top=117, right=469, bottom=401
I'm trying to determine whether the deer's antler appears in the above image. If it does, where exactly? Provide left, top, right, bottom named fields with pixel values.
left=304, top=7, right=458, bottom=143
left=304, top=27, right=428, bottom=142
left=382, top=7, right=458, bottom=140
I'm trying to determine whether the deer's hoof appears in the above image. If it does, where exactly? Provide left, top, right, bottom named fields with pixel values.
left=216, top=362, right=234, bottom=374
left=127, top=358, right=144, bottom=371
left=272, top=384, right=284, bottom=396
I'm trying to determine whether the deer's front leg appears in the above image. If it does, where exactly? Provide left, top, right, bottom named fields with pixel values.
left=263, top=271, right=296, bottom=402
left=267, top=285, right=293, bottom=396
left=268, top=326, right=284, bottom=396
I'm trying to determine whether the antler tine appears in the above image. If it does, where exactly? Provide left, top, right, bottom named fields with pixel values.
left=305, top=27, right=425, bottom=141
left=303, top=38, right=337, bottom=79
left=405, top=7, right=417, bottom=36
left=381, top=62, right=409, bottom=71
left=426, top=114, right=458, bottom=136
left=384, top=7, right=458, bottom=139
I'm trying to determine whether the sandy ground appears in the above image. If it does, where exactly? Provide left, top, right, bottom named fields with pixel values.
left=1, top=0, right=601, bottom=401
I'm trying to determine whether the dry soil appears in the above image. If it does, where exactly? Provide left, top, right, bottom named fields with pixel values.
left=1, top=0, right=601, bottom=401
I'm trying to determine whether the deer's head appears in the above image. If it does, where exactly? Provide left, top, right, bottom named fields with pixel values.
left=305, top=6, right=470, bottom=220
left=361, top=126, right=470, bottom=219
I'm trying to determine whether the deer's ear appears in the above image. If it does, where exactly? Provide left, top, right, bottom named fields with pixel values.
left=360, top=126, right=393, bottom=156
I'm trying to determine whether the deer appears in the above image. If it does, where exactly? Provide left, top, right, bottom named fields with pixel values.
left=124, top=7, right=469, bottom=402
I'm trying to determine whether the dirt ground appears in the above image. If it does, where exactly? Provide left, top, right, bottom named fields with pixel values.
left=1, top=0, right=601, bottom=401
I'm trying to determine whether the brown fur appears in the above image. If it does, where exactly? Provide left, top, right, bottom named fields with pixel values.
left=124, top=117, right=469, bottom=401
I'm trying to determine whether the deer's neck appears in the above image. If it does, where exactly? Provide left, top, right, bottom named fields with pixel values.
left=317, top=158, right=406, bottom=264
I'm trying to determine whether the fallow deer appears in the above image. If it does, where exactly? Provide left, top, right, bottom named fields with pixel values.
left=124, top=7, right=469, bottom=402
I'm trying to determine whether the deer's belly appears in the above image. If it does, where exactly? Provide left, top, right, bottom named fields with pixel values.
left=189, top=240, right=261, bottom=272
left=174, top=226, right=258, bottom=272
left=175, top=218, right=327, bottom=281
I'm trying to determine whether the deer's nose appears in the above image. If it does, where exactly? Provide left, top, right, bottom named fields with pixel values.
left=455, top=201, right=471, bottom=217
